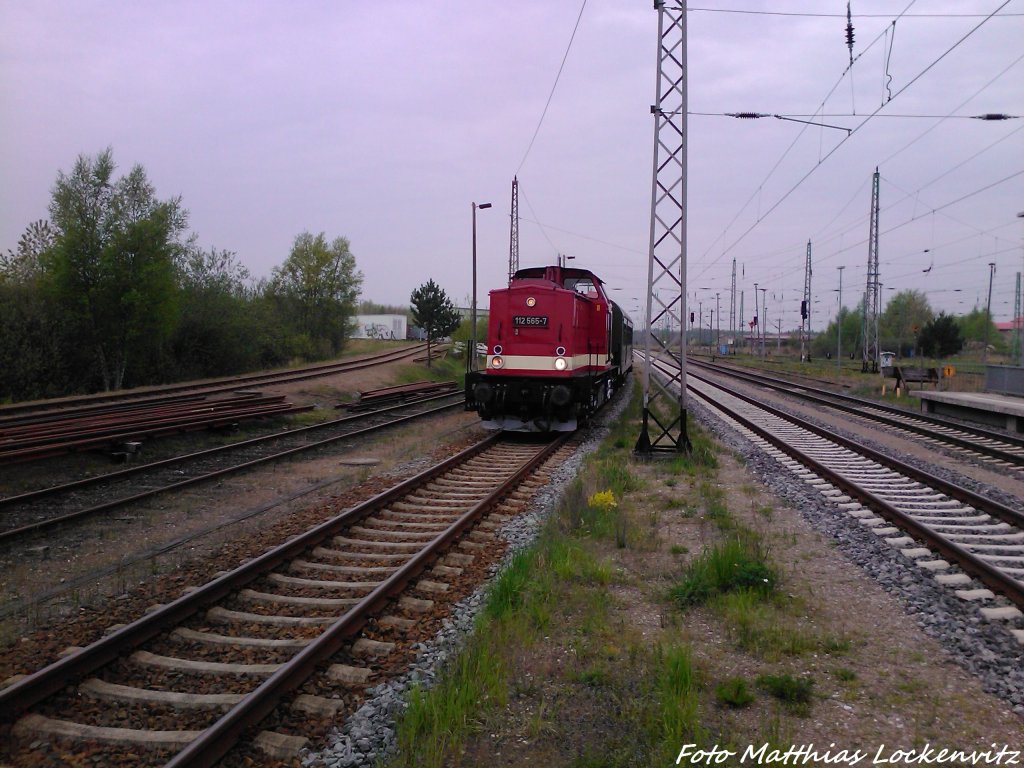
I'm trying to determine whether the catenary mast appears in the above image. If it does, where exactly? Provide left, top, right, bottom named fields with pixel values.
left=636, top=0, right=690, bottom=454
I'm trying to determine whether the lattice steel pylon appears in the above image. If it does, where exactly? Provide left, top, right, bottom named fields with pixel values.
left=801, top=240, right=812, bottom=362
left=636, top=1, right=690, bottom=455
left=862, top=168, right=881, bottom=373
left=508, top=176, right=520, bottom=284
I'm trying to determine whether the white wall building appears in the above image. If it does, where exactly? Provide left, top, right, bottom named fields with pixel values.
left=351, top=314, right=408, bottom=340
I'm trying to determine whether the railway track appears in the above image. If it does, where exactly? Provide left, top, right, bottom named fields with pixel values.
left=689, top=357, right=1024, bottom=473
left=0, top=431, right=573, bottom=766
left=0, top=391, right=464, bottom=544
left=648, top=357, right=1024, bottom=640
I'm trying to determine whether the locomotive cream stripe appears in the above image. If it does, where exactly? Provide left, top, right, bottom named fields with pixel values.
left=487, top=354, right=611, bottom=372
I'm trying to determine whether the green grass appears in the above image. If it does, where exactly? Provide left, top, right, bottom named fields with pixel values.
left=668, top=538, right=778, bottom=608
left=715, top=676, right=755, bottom=708
left=390, top=632, right=508, bottom=768
left=757, top=673, right=814, bottom=715
left=655, top=644, right=704, bottom=752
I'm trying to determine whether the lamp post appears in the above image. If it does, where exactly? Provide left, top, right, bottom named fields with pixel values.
left=470, top=201, right=492, bottom=373
left=836, top=266, right=845, bottom=378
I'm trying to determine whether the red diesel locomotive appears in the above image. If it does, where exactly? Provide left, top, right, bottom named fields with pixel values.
left=465, top=265, right=633, bottom=431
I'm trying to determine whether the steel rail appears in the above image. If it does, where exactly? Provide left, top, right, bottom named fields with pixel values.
left=0, top=396, right=464, bottom=543
left=691, top=357, right=1024, bottom=453
left=0, top=430, right=507, bottom=720
left=0, top=398, right=283, bottom=444
left=680, top=366, right=1024, bottom=529
left=164, top=432, right=571, bottom=768
left=0, top=343, right=431, bottom=424
left=648, top=359, right=1024, bottom=607
left=0, top=403, right=313, bottom=465
left=0, top=397, right=295, bottom=449
left=0, top=391, right=459, bottom=510
left=691, top=384, right=1024, bottom=608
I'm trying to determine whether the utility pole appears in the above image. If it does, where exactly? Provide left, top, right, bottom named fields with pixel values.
left=983, top=262, right=996, bottom=365
left=837, top=266, right=845, bottom=378
left=863, top=168, right=881, bottom=372
left=508, top=176, right=519, bottom=284
left=635, top=0, right=690, bottom=454
left=760, top=288, right=768, bottom=357
left=715, top=292, right=721, bottom=351
left=1016, top=271, right=1022, bottom=366
left=802, top=240, right=812, bottom=362
left=730, top=259, right=737, bottom=352
left=753, top=282, right=759, bottom=355
left=775, top=319, right=782, bottom=352
left=738, top=290, right=745, bottom=354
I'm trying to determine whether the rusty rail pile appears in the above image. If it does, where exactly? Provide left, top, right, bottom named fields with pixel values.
left=0, top=393, right=310, bottom=465
left=342, top=380, right=458, bottom=412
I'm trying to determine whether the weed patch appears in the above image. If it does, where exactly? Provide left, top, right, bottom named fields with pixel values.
left=715, top=676, right=755, bottom=708
left=668, top=538, right=778, bottom=608
left=757, top=673, right=814, bottom=715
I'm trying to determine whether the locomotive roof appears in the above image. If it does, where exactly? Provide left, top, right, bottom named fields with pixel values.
left=511, top=265, right=605, bottom=287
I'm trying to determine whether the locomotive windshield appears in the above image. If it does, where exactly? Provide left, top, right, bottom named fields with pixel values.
left=563, top=277, right=599, bottom=298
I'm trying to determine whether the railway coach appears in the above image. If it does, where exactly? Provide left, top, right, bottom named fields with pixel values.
left=465, top=265, right=632, bottom=431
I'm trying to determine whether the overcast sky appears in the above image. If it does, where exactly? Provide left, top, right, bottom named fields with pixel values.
left=2, top=1, right=1022, bottom=333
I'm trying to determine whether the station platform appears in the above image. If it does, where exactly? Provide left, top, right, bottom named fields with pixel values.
left=916, top=390, right=1024, bottom=433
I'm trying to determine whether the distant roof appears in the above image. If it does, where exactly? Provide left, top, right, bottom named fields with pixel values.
left=995, top=316, right=1024, bottom=331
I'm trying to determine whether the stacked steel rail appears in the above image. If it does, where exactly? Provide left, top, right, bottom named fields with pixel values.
left=0, top=389, right=463, bottom=544
left=0, top=393, right=310, bottom=464
left=0, top=343, right=431, bottom=421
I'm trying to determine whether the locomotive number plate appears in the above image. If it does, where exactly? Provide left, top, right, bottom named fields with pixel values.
left=513, top=315, right=548, bottom=327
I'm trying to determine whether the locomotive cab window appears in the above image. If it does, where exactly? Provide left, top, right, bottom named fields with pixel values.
left=564, top=277, right=599, bottom=298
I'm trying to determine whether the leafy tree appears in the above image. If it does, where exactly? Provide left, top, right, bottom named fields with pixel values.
left=880, top=290, right=933, bottom=357
left=1, top=220, right=54, bottom=285
left=811, top=303, right=863, bottom=360
left=171, top=247, right=257, bottom=377
left=42, top=148, right=188, bottom=390
left=269, top=232, right=362, bottom=358
left=957, top=307, right=1005, bottom=354
left=918, top=312, right=964, bottom=359
left=357, top=299, right=409, bottom=316
left=410, top=279, right=460, bottom=367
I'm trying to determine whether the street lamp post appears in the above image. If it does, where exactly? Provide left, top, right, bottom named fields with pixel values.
left=470, top=201, right=492, bottom=373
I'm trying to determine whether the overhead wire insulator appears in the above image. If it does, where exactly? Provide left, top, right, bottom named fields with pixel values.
left=971, top=113, right=1015, bottom=120
left=846, top=1, right=855, bottom=66
left=726, top=112, right=770, bottom=119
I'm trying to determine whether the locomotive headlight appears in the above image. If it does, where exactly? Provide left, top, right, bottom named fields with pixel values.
left=492, top=345, right=503, bottom=355
left=526, top=297, right=536, bottom=307
left=491, top=356, right=504, bottom=369
left=554, top=357, right=568, bottom=371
